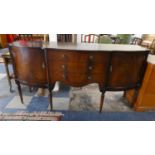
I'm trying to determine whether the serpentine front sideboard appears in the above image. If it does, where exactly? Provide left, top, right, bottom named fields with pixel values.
left=9, top=41, right=149, bottom=112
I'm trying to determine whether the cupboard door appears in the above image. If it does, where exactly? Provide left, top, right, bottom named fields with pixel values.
left=11, top=46, right=47, bottom=86
left=107, top=52, right=147, bottom=90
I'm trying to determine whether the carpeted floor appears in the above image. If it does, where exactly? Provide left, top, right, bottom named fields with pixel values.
left=0, top=63, right=155, bottom=121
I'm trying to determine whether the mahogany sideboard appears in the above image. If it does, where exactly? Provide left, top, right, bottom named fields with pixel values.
left=9, top=41, right=149, bottom=112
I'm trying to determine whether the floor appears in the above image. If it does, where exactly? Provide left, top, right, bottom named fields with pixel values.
left=0, top=63, right=133, bottom=113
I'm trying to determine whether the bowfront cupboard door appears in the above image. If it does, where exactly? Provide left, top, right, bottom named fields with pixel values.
left=46, top=50, right=111, bottom=88
left=107, top=52, right=147, bottom=90
left=11, top=46, right=47, bottom=86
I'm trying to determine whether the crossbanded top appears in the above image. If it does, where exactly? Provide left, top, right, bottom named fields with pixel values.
left=11, top=41, right=149, bottom=52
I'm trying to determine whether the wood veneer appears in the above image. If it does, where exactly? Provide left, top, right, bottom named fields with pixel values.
left=9, top=41, right=149, bottom=112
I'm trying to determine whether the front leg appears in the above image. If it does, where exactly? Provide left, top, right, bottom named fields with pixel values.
left=48, top=84, right=55, bottom=111
left=99, top=91, right=105, bottom=113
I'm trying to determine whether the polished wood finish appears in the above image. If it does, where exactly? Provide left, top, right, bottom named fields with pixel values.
left=45, top=42, right=148, bottom=112
left=107, top=52, right=147, bottom=90
left=9, top=42, right=53, bottom=109
left=9, top=41, right=149, bottom=112
left=125, top=62, right=155, bottom=111
left=10, top=46, right=47, bottom=87
left=46, top=50, right=110, bottom=90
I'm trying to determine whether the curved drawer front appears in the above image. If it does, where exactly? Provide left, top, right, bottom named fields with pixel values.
left=47, top=61, right=109, bottom=74
left=47, top=50, right=110, bottom=63
left=46, top=49, right=110, bottom=87
left=49, top=72, right=107, bottom=87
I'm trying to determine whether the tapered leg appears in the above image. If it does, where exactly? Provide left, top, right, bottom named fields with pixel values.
left=48, top=87, right=53, bottom=111
left=123, top=91, right=126, bottom=98
left=16, top=81, right=24, bottom=104
left=132, top=88, right=139, bottom=105
left=99, top=92, right=105, bottom=113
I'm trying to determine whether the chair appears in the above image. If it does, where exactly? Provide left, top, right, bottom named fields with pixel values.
left=131, top=37, right=143, bottom=45
left=81, top=34, right=99, bottom=43
left=9, top=42, right=53, bottom=110
left=116, top=34, right=133, bottom=44
left=149, top=39, right=155, bottom=54
left=95, top=35, right=113, bottom=44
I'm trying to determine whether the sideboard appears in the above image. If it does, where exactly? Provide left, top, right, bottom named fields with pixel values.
left=9, top=41, right=149, bottom=112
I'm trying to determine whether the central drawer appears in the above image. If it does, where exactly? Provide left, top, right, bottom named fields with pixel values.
left=47, top=50, right=110, bottom=63
left=46, top=50, right=111, bottom=87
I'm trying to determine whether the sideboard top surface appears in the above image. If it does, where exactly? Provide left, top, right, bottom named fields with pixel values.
left=11, top=41, right=149, bottom=52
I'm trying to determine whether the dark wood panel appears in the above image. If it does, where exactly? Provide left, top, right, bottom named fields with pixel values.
left=9, top=41, right=149, bottom=112
left=107, top=52, right=147, bottom=90
left=10, top=46, right=47, bottom=86
left=46, top=49, right=111, bottom=88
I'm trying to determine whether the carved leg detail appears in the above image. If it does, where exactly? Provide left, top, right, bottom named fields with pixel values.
left=99, top=92, right=105, bottom=113
left=16, top=81, right=24, bottom=104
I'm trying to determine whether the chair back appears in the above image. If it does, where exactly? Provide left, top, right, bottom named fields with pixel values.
left=150, top=39, right=155, bottom=49
left=96, top=35, right=113, bottom=44
left=81, top=34, right=99, bottom=43
left=131, top=37, right=142, bottom=45
left=9, top=42, right=47, bottom=87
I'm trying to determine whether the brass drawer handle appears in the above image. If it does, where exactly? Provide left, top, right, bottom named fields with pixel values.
left=62, top=65, right=65, bottom=69
left=62, top=74, right=67, bottom=79
left=42, top=63, right=45, bottom=69
left=110, top=65, right=112, bottom=72
left=89, top=55, right=94, bottom=59
left=88, top=76, right=92, bottom=80
left=62, top=54, right=65, bottom=57
left=88, top=66, right=93, bottom=70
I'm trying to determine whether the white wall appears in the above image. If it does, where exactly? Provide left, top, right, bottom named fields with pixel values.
left=49, top=34, right=57, bottom=42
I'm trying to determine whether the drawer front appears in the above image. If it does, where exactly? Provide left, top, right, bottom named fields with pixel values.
left=46, top=50, right=110, bottom=87
left=48, top=61, right=109, bottom=74
left=49, top=72, right=107, bottom=87
left=47, top=50, right=110, bottom=63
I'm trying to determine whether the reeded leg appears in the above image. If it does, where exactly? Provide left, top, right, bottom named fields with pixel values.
left=16, top=81, right=24, bottom=104
left=48, top=87, right=53, bottom=111
left=99, top=91, right=105, bottom=113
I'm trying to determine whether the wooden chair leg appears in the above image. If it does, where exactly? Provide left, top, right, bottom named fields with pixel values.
left=99, top=91, right=105, bottom=113
left=16, top=81, right=24, bottom=104
left=48, top=87, right=53, bottom=111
